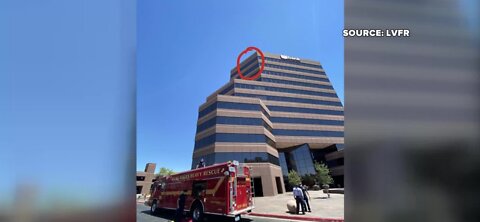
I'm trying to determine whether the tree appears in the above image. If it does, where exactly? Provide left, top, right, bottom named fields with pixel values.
left=287, top=170, right=301, bottom=187
left=301, top=174, right=316, bottom=187
left=314, top=162, right=334, bottom=186
left=155, top=167, right=175, bottom=177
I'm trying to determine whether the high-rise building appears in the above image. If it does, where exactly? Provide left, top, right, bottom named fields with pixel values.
left=191, top=51, right=344, bottom=196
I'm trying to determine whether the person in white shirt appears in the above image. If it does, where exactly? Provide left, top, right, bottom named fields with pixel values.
left=293, top=185, right=306, bottom=214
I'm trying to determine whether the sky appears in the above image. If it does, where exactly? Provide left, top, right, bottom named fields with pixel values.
left=137, top=0, right=344, bottom=173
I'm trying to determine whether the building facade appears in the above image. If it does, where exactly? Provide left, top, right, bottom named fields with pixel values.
left=136, top=163, right=156, bottom=195
left=191, top=52, right=344, bottom=196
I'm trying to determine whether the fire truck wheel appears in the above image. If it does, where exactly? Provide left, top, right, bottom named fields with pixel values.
left=150, top=200, right=158, bottom=215
left=190, top=203, right=204, bottom=222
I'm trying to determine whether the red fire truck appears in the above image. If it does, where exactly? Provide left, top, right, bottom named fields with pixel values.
left=145, top=161, right=254, bottom=222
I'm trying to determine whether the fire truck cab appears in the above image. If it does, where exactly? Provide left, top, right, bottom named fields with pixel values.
left=145, top=161, right=254, bottom=222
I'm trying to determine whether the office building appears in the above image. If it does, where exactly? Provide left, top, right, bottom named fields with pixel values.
left=191, top=52, right=344, bottom=196
left=136, top=163, right=156, bottom=195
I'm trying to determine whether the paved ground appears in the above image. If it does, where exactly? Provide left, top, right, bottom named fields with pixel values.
left=137, top=203, right=311, bottom=222
left=252, top=191, right=344, bottom=219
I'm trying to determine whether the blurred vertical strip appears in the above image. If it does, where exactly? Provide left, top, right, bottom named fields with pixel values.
left=345, top=0, right=479, bottom=222
left=0, top=0, right=136, bottom=221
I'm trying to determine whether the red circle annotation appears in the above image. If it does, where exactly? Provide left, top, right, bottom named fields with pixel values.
left=236, top=47, right=265, bottom=81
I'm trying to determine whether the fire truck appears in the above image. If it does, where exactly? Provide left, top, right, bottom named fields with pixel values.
left=145, top=161, right=254, bottom=222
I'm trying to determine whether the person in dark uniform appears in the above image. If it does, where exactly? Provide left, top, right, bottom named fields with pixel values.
left=196, top=158, right=205, bottom=168
left=174, top=189, right=187, bottom=222
left=301, top=184, right=312, bottom=212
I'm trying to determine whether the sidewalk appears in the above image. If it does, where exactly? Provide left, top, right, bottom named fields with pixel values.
left=137, top=191, right=344, bottom=221
left=250, top=190, right=344, bottom=220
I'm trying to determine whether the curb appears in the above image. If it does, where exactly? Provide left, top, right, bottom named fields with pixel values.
left=247, top=212, right=344, bottom=222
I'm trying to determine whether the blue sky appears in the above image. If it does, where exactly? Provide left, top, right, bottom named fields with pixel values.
left=137, top=0, right=344, bottom=172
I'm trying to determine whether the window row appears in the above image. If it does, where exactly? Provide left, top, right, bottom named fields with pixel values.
left=198, top=101, right=260, bottom=119
left=231, top=58, right=259, bottom=76
left=265, top=63, right=324, bottom=75
left=191, top=152, right=280, bottom=169
left=235, top=83, right=338, bottom=97
left=267, top=105, right=344, bottom=115
left=196, top=116, right=272, bottom=134
left=199, top=101, right=343, bottom=122
left=235, top=93, right=343, bottom=107
left=219, top=83, right=234, bottom=95
left=259, top=77, right=333, bottom=89
left=273, top=129, right=344, bottom=137
left=216, top=152, right=279, bottom=166
left=194, top=133, right=276, bottom=150
left=262, top=70, right=330, bottom=83
left=270, top=117, right=344, bottom=126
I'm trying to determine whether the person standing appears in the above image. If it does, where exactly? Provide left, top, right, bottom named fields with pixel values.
left=174, top=189, right=187, bottom=222
left=196, top=158, right=205, bottom=168
left=301, top=184, right=312, bottom=212
left=293, top=185, right=306, bottom=215
left=322, top=184, right=330, bottom=198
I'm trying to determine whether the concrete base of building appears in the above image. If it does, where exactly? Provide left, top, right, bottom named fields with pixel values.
left=246, top=163, right=285, bottom=197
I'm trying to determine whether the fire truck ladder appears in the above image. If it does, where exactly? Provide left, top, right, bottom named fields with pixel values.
left=250, top=167, right=255, bottom=198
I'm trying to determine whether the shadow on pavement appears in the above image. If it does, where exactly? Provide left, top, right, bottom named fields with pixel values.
left=141, top=210, right=253, bottom=222
left=141, top=209, right=175, bottom=220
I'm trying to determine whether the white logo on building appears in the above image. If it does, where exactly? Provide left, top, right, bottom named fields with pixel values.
left=280, top=55, right=300, bottom=61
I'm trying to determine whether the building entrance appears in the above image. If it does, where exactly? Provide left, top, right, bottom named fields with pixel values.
left=275, top=177, right=283, bottom=194
left=253, top=177, right=263, bottom=197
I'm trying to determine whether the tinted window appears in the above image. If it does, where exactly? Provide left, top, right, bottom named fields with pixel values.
left=216, top=133, right=265, bottom=142
left=259, top=77, right=333, bottom=89
left=215, top=152, right=279, bottom=166
left=219, top=83, right=234, bottom=95
left=279, top=152, right=289, bottom=176
left=198, top=102, right=217, bottom=118
left=262, top=70, right=331, bottom=83
left=289, top=144, right=316, bottom=175
left=270, top=117, right=344, bottom=126
left=217, top=102, right=260, bottom=111
left=194, top=134, right=216, bottom=150
left=236, top=93, right=343, bottom=106
left=235, top=83, right=338, bottom=97
left=231, top=58, right=259, bottom=76
left=196, top=116, right=264, bottom=133
left=198, top=101, right=262, bottom=119
left=267, top=106, right=344, bottom=115
left=265, top=63, right=324, bottom=75
left=193, top=152, right=280, bottom=167
left=273, top=129, right=344, bottom=137
left=194, top=133, right=274, bottom=150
